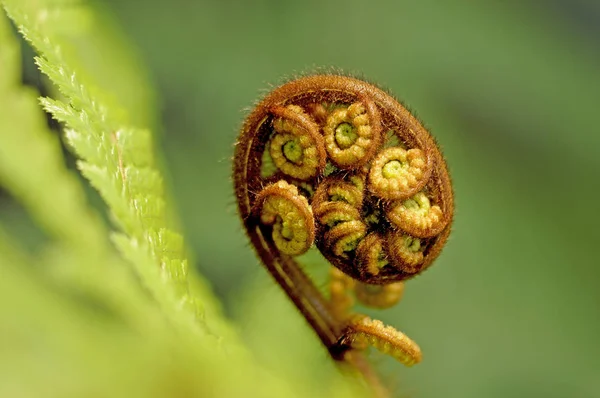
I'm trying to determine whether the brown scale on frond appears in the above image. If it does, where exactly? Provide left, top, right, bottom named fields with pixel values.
left=234, top=74, right=454, bottom=395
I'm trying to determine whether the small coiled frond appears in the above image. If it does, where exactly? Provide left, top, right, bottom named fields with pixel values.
left=252, top=180, right=315, bottom=256
left=343, top=316, right=422, bottom=367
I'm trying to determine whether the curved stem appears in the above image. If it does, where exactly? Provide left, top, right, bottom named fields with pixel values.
left=248, top=223, right=390, bottom=396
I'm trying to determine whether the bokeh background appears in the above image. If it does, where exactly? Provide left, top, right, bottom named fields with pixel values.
left=5, top=1, right=600, bottom=397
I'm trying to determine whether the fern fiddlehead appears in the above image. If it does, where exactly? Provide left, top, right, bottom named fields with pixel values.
left=234, top=74, right=454, bottom=393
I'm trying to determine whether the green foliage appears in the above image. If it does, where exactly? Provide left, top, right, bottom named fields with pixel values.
left=0, top=1, right=366, bottom=397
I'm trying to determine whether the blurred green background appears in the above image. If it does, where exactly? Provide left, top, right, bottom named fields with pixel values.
left=5, top=1, right=600, bottom=397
